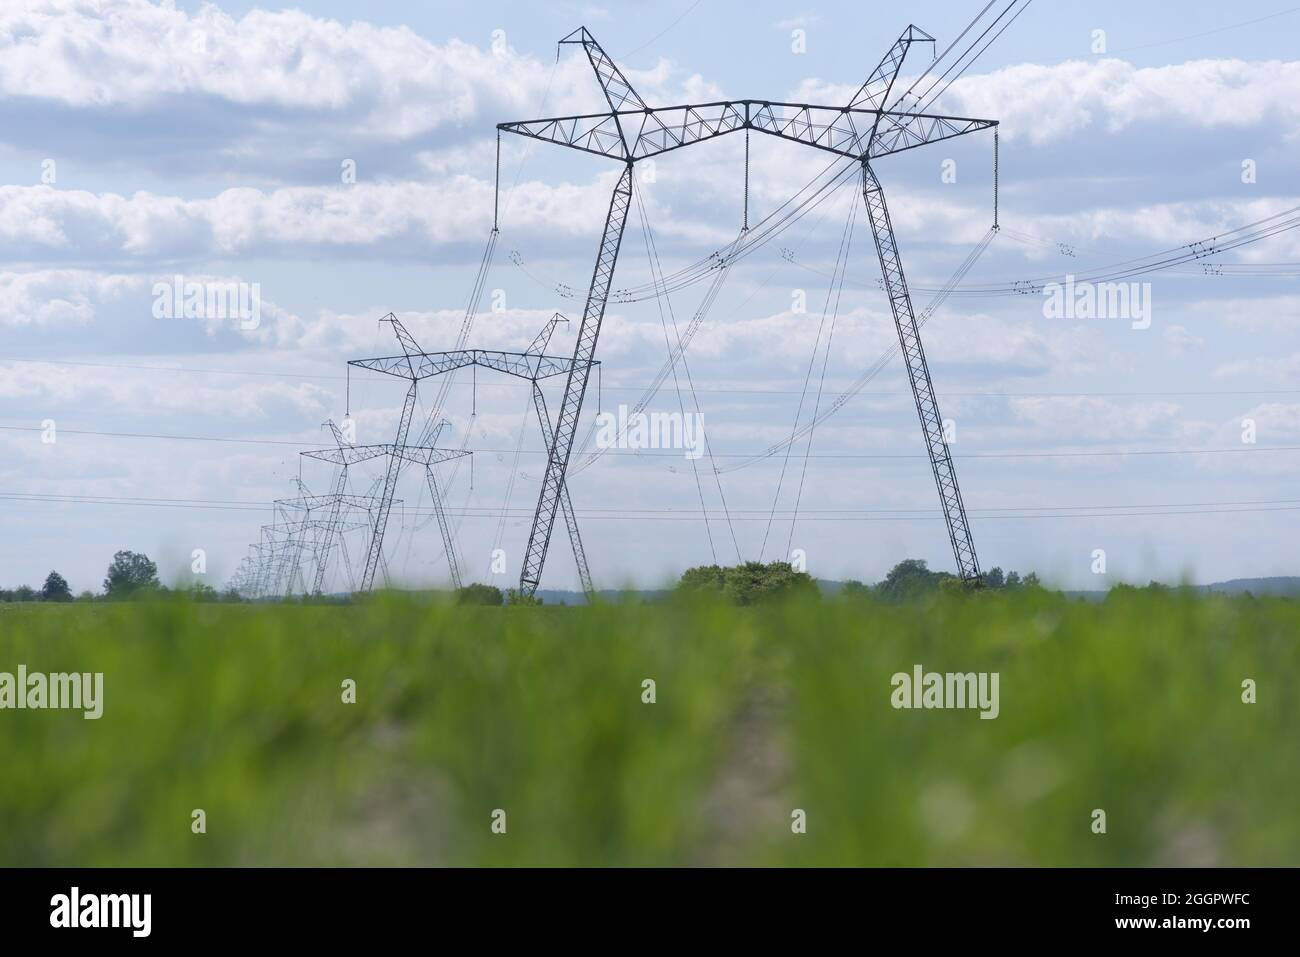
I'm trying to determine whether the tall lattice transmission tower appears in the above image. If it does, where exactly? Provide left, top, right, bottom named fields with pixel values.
left=497, top=23, right=1001, bottom=595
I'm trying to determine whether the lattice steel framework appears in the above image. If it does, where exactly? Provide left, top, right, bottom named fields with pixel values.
left=351, top=314, right=598, bottom=595
left=351, top=314, right=473, bottom=592
left=499, top=24, right=994, bottom=590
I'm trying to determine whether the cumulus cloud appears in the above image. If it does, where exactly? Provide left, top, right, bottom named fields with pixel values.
left=1007, top=395, right=1184, bottom=442
left=1213, top=351, right=1300, bottom=380
left=0, top=268, right=144, bottom=324
left=0, top=357, right=331, bottom=419
left=0, top=0, right=713, bottom=144
left=790, top=58, right=1300, bottom=144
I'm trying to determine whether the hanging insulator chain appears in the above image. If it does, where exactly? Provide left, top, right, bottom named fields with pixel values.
left=993, top=127, right=1000, bottom=230
left=743, top=129, right=750, bottom=232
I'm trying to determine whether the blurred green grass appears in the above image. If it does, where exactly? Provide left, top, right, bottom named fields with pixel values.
left=0, top=589, right=1295, bottom=866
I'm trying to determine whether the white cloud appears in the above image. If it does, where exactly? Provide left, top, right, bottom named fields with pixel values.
left=788, top=57, right=1300, bottom=145
left=1008, top=395, right=1183, bottom=441
left=1213, top=351, right=1300, bottom=381
left=0, top=1, right=711, bottom=140
left=0, top=358, right=331, bottom=419
left=1163, top=324, right=1204, bottom=352
left=0, top=175, right=629, bottom=259
left=0, top=269, right=143, bottom=324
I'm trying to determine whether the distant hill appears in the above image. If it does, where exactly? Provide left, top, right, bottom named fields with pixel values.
left=534, top=588, right=670, bottom=606
left=1200, top=577, right=1300, bottom=596
left=539, top=577, right=1300, bottom=604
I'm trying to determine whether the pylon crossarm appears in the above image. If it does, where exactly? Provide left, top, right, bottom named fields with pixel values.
left=469, top=350, right=580, bottom=381
left=349, top=353, right=471, bottom=380
left=498, top=101, right=994, bottom=162
left=389, top=446, right=471, bottom=468
left=301, top=443, right=467, bottom=468
left=869, top=112, right=997, bottom=158
left=861, top=162, right=980, bottom=581
left=349, top=349, right=583, bottom=382
left=301, top=443, right=390, bottom=467
left=277, top=492, right=383, bottom=511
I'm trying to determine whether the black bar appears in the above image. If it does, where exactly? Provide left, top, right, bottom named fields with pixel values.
left=0, top=867, right=1291, bottom=944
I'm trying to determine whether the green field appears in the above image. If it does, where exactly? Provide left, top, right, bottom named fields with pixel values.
left=1, top=589, right=1296, bottom=866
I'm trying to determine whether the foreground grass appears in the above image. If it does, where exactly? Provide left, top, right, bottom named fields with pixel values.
left=0, top=590, right=1295, bottom=866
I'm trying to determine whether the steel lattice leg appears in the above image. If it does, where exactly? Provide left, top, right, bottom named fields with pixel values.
left=519, top=163, right=633, bottom=595
left=861, top=161, right=981, bottom=581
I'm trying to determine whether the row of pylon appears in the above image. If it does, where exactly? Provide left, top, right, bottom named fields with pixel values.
left=226, top=313, right=596, bottom=599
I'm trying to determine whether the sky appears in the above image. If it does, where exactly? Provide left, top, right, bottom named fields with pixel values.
left=2, top=0, right=1300, bottom=594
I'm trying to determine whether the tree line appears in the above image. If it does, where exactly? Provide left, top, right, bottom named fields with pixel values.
left=0, top=550, right=238, bottom=603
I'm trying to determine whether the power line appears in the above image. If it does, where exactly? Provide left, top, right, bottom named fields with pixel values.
left=6, top=356, right=1300, bottom=400
left=5, top=488, right=1300, bottom=521
left=4, top=423, right=1299, bottom=463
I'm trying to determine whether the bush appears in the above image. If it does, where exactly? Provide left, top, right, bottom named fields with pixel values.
left=41, top=571, right=73, bottom=602
left=456, top=583, right=504, bottom=606
left=677, top=561, right=816, bottom=605
left=104, top=550, right=160, bottom=599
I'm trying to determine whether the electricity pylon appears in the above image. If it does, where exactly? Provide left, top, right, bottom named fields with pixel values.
left=350, top=314, right=475, bottom=592
left=499, top=24, right=995, bottom=591
left=358, top=313, right=597, bottom=595
left=297, top=419, right=405, bottom=595
left=301, top=425, right=470, bottom=592
left=275, top=476, right=389, bottom=597
left=348, top=313, right=597, bottom=593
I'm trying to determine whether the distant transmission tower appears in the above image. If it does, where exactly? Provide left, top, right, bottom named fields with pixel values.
left=345, top=314, right=474, bottom=592
left=300, top=427, right=470, bottom=592
left=355, top=313, right=598, bottom=596
left=498, top=24, right=998, bottom=593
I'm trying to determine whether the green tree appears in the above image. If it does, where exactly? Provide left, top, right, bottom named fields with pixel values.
left=840, top=579, right=872, bottom=599
left=40, top=571, right=72, bottom=602
left=104, top=550, right=160, bottom=599
left=677, top=564, right=727, bottom=595
left=983, top=566, right=1005, bottom=589
left=677, top=561, right=816, bottom=605
left=505, top=588, right=544, bottom=606
left=877, top=559, right=952, bottom=600
left=456, top=583, right=504, bottom=606
left=13, top=585, right=36, bottom=602
left=185, top=582, right=218, bottom=602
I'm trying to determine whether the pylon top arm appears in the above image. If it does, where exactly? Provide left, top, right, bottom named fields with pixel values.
left=499, top=100, right=995, bottom=162
left=525, top=313, right=567, bottom=356
left=559, top=26, right=648, bottom=114
left=848, top=24, right=934, bottom=111
left=301, top=443, right=471, bottom=468
left=349, top=349, right=597, bottom=382
left=274, top=493, right=399, bottom=511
